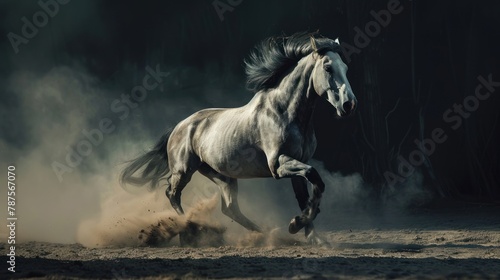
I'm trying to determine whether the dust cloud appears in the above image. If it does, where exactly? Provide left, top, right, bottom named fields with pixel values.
left=76, top=186, right=223, bottom=248
left=76, top=173, right=304, bottom=248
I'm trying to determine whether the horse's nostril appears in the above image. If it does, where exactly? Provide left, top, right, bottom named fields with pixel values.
left=342, top=101, right=352, bottom=113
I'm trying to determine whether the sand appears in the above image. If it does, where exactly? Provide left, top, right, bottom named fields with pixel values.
left=1, top=202, right=499, bottom=279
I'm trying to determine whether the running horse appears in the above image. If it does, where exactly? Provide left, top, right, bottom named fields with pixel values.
left=121, top=32, right=357, bottom=245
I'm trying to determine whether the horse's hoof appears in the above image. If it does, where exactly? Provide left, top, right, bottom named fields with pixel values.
left=288, top=216, right=305, bottom=234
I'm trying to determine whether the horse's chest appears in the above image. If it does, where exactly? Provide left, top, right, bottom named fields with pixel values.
left=280, top=125, right=316, bottom=162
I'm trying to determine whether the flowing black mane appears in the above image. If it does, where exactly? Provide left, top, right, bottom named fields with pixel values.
left=244, top=32, right=342, bottom=92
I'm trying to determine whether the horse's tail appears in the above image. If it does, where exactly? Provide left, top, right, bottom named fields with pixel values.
left=120, top=129, right=172, bottom=190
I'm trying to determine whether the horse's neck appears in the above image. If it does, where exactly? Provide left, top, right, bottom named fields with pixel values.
left=272, top=55, right=317, bottom=130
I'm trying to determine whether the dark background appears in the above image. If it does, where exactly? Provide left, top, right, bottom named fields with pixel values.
left=1, top=0, right=499, bottom=202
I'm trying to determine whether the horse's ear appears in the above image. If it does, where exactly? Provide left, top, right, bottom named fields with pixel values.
left=310, top=36, right=318, bottom=52
left=334, top=38, right=340, bottom=44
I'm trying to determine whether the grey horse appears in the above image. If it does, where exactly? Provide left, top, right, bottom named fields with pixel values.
left=121, top=32, right=357, bottom=245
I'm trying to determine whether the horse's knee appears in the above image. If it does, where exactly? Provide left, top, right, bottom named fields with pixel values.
left=305, top=167, right=325, bottom=193
left=278, top=154, right=293, bottom=165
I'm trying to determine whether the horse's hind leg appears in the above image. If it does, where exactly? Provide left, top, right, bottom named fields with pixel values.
left=199, top=165, right=262, bottom=232
left=221, top=180, right=262, bottom=232
left=165, top=171, right=194, bottom=215
left=291, top=178, right=329, bottom=246
left=165, top=155, right=200, bottom=215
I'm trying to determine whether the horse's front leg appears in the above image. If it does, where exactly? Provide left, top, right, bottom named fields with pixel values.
left=274, top=155, right=325, bottom=235
left=291, top=177, right=329, bottom=246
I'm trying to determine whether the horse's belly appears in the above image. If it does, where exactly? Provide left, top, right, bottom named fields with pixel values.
left=201, top=147, right=272, bottom=179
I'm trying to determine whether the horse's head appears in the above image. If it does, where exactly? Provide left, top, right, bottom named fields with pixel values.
left=310, top=38, right=357, bottom=117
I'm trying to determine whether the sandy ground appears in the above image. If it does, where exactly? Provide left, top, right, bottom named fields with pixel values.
left=2, top=202, right=500, bottom=279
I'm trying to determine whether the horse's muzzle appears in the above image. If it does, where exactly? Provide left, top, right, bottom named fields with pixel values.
left=340, top=100, right=356, bottom=117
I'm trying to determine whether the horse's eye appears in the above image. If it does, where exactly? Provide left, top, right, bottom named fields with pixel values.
left=324, top=64, right=333, bottom=73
